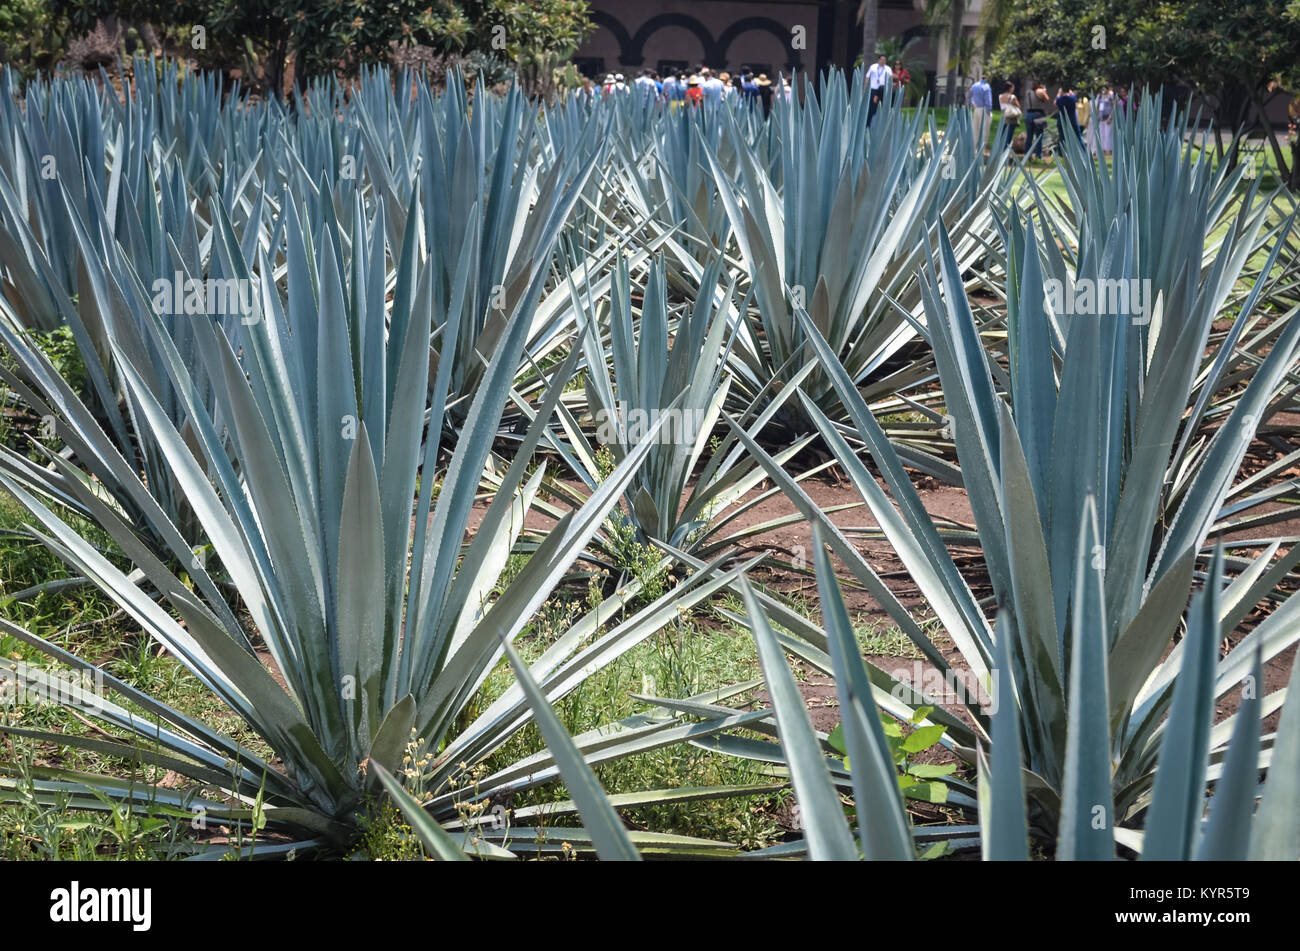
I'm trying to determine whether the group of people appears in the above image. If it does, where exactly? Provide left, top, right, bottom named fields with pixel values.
left=970, top=77, right=1137, bottom=159
left=580, top=58, right=1135, bottom=154
left=585, top=67, right=793, bottom=113
left=865, top=53, right=913, bottom=124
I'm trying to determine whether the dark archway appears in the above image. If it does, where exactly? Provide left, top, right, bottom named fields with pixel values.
left=590, top=10, right=636, bottom=64
left=715, top=17, right=803, bottom=71
left=629, top=13, right=719, bottom=66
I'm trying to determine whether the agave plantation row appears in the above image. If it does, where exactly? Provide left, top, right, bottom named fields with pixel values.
left=0, top=59, right=1298, bottom=860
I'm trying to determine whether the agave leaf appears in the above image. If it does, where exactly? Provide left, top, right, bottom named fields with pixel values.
left=740, top=575, right=858, bottom=860
left=1057, top=495, right=1114, bottom=860
left=1198, top=647, right=1262, bottom=860
left=501, top=641, right=640, bottom=862
left=371, top=764, right=470, bottom=862
left=337, top=426, right=387, bottom=747
left=1142, top=547, right=1223, bottom=860
left=983, top=611, right=1029, bottom=860
left=813, top=527, right=914, bottom=860
left=1249, top=646, right=1300, bottom=860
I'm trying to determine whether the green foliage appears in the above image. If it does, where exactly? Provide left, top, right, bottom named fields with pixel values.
left=51, top=0, right=447, bottom=93
left=828, top=705, right=955, bottom=804
left=989, top=0, right=1300, bottom=110
left=0, top=0, right=69, bottom=78
left=425, top=0, right=592, bottom=64
left=31, top=327, right=87, bottom=398
left=603, top=513, right=670, bottom=603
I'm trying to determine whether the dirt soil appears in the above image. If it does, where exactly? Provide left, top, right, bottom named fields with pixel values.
left=471, top=423, right=1298, bottom=747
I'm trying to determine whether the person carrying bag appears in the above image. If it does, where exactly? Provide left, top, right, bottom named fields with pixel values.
left=999, top=83, right=1022, bottom=148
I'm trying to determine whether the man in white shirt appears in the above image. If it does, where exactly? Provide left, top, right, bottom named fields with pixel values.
left=866, top=54, right=892, bottom=125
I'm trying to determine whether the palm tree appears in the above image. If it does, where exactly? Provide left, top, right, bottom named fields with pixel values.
left=857, top=0, right=879, bottom=72
left=920, top=0, right=970, bottom=105
left=945, top=0, right=965, bottom=105
left=976, top=0, right=1014, bottom=61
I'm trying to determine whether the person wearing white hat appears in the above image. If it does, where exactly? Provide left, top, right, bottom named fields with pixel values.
left=686, top=74, right=704, bottom=107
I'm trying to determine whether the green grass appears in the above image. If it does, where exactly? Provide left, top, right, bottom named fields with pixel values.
left=856, top=621, right=925, bottom=658
left=466, top=586, right=786, bottom=851
left=0, top=493, right=272, bottom=858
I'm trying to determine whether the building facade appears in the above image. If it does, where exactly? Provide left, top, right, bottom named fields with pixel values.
left=575, top=0, right=986, bottom=99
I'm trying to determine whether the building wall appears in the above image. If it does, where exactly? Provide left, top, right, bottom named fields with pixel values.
left=576, top=2, right=1287, bottom=126
left=576, top=1, right=988, bottom=95
left=576, top=0, right=832, bottom=77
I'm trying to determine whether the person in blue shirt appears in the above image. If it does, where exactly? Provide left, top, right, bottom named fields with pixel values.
left=741, top=72, right=760, bottom=103
left=1055, top=86, right=1084, bottom=150
left=700, top=67, right=725, bottom=104
left=634, top=69, right=658, bottom=101
left=662, top=71, right=685, bottom=104
left=968, top=75, right=992, bottom=141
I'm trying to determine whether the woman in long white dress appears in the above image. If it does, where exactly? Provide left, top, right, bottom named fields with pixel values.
left=1096, top=88, right=1115, bottom=156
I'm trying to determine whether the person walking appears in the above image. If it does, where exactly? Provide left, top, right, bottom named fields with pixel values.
left=968, top=74, right=992, bottom=143
left=663, top=71, right=685, bottom=111
left=700, top=68, right=725, bottom=105
left=998, top=82, right=1022, bottom=150
left=1055, top=85, right=1083, bottom=150
left=685, top=74, right=704, bottom=107
left=633, top=69, right=657, bottom=101
left=866, top=54, right=892, bottom=126
left=893, top=60, right=911, bottom=105
left=1024, top=83, right=1052, bottom=159
left=1077, top=92, right=1094, bottom=153
left=756, top=73, right=774, bottom=114
left=1094, top=86, right=1114, bottom=156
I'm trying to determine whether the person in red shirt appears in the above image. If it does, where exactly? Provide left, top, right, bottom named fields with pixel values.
left=685, top=75, right=704, bottom=106
left=892, top=61, right=911, bottom=105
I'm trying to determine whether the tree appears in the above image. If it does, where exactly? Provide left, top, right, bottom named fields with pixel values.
left=945, top=0, right=965, bottom=105
left=53, top=0, right=431, bottom=95
left=1156, top=0, right=1300, bottom=185
left=987, top=0, right=1300, bottom=185
left=50, top=0, right=592, bottom=99
left=426, top=0, right=593, bottom=96
left=0, top=0, right=72, bottom=77
left=922, top=0, right=973, bottom=104
left=985, top=0, right=1109, bottom=88
left=857, top=0, right=879, bottom=76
